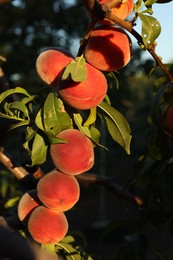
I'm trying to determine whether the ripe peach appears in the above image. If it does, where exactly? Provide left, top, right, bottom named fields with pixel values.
left=37, top=169, right=80, bottom=211
left=36, top=48, right=74, bottom=86
left=17, top=189, right=41, bottom=224
left=84, top=25, right=132, bottom=72
left=28, top=206, right=68, bottom=244
left=57, top=62, right=108, bottom=110
left=50, top=129, right=94, bottom=175
left=98, top=0, right=134, bottom=24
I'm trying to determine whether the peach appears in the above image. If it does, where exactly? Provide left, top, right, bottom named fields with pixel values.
left=28, top=206, right=68, bottom=244
left=36, top=48, right=74, bottom=86
left=37, top=169, right=80, bottom=211
left=17, top=189, right=41, bottom=224
left=57, top=62, right=108, bottom=110
left=98, top=0, right=134, bottom=24
left=84, top=25, right=132, bottom=72
left=50, top=129, right=94, bottom=175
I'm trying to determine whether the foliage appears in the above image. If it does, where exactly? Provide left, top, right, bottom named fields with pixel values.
left=0, top=0, right=173, bottom=259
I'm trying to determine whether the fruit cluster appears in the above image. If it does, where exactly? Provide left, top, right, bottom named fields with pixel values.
left=17, top=129, right=94, bottom=244
left=17, top=0, right=134, bottom=245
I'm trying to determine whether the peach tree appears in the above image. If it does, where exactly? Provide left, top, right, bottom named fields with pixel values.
left=0, top=0, right=173, bottom=259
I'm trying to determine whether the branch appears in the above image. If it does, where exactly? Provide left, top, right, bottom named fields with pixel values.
left=81, top=0, right=173, bottom=84
left=0, top=147, right=39, bottom=189
left=76, top=172, right=172, bottom=217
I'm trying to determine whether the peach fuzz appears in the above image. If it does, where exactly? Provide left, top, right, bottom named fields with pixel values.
left=37, top=170, right=80, bottom=211
left=84, top=25, right=132, bottom=72
left=50, top=129, right=94, bottom=175
left=57, top=62, right=108, bottom=110
left=28, top=206, right=68, bottom=244
left=36, top=47, right=74, bottom=86
left=17, top=189, right=41, bottom=224
left=98, top=0, right=134, bottom=24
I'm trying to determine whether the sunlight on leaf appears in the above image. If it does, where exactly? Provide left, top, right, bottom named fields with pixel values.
left=83, top=107, right=97, bottom=126
left=61, top=55, right=87, bottom=82
left=138, top=13, right=161, bottom=48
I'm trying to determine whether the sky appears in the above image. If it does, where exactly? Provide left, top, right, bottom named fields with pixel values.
left=132, top=1, right=173, bottom=63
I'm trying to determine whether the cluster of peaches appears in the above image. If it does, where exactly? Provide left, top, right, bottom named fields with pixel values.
left=17, top=0, right=134, bottom=245
left=17, top=128, right=95, bottom=244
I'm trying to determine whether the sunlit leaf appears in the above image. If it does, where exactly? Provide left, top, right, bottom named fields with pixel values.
left=144, top=0, right=157, bottom=6
left=98, top=101, right=132, bottom=155
left=138, top=13, right=161, bottom=48
left=4, top=196, right=20, bottom=208
left=73, top=113, right=107, bottom=149
left=31, top=133, right=48, bottom=165
left=61, top=55, right=87, bottom=82
left=83, top=107, right=97, bottom=126
left=0, top=86, right=31, bottom=103
left=41, top=244, right=57, bottom=258
left=43, top=92, right=72, bottom=135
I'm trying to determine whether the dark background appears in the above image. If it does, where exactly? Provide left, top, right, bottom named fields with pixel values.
left=1, top=1, right=173, bottom=259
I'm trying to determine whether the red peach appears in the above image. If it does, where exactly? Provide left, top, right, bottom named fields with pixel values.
left=37, top=169, right=80, bottom=211
left=50, top=129, right=94, bottom=175
left=17, top=189, right=41, bottom=224
left=36, top=47, right=74, bottom=86
left=57, top=62, right=108, bottom=110
left=98, top=0, right=134, bottom=24
left=28, top=206, right=68, bottom=244
left=84, top=25, right=132, bottom=72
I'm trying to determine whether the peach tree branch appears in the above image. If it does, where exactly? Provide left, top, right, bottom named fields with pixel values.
left=81, top=0, right=173, bottom=84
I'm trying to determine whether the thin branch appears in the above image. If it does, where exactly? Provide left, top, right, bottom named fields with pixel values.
left=76, top=173, right=172, bottom=217
left=81, top=0, right=173, bottom=84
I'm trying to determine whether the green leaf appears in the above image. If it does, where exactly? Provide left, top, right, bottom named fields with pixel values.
left=4, top=196, right=20, bottom=208
left=73, top=113, right=92, bottom=138
left=30, top=133, right=48, bottom=165
left=56, top=242, right=81, bottom=260
left=41, top=244, right=57, bottom=258
left=61, top=55, right=87, bottom=82
left=0, top=86, right=31, bottom=103
left=73, top=113, right=107, bottom=149
left=138, top=13, right=161, bottom=48
left=7, top=101, right=29, bottom=118
left=134, top=0, right=143, bottom=13
left=98, top=101, right=132, bottom=155
left=8, top=121, right=30, bottom=131
left=42, top=92, right=72, bottom=135
left=144, top=0, right=157, bottom=6
left=83, top=107, right=97, bottom=126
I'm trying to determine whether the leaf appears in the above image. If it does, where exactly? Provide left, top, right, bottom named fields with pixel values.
left=138, top=13, right=161, bottom=48
left=144, top=0, right=157, bottom=6
left=0, top=86, right=31, bottom=103
left=73, top=113, right=92, bottom=138
left=83, top=107, right=97, bottom=126
left=30, top=133, right=48, bottom=165
left=42, top=92, right=72, bottom=135
left=4, top=196, right=20, bottom=208
left=133, top=0, right=143, bottom=13
left=73, top=113, right=107, bottom=149
left=7, top=101, right=29, bottom=118
left=8, top=121, right=30, bottom=131
left=56, top=242, right=81, bottom=260
left=98, top=101, right=132, bottom=155
left=41, top=244, right=57, bottom=258
left=61, top=55, right=87, bottom=82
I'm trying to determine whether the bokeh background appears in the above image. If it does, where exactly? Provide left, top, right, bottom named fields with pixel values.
left=0, top=1, right=173, bottom=259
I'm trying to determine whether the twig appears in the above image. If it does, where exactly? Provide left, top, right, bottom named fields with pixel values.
left=76, top=172, right=172, bottom=217
left=81, top=0, right=173, bottom=84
